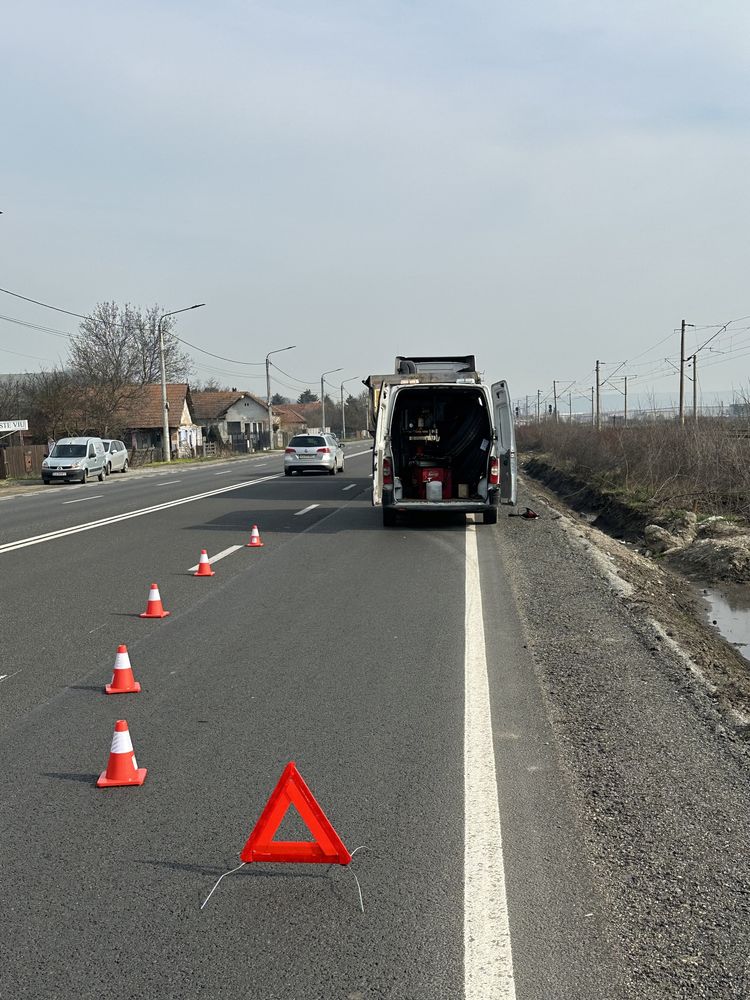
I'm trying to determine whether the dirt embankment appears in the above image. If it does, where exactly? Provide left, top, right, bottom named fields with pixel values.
left=521, top=455, right=750, bottom=726
left=524, top=456, right=750, bottom=585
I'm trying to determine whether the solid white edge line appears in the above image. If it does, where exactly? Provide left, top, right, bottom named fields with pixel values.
left=62, top=495, right=104, bottom=504
left=464, top=524, right=516, bottom=999
left=294, top=504, right=320, bottom=516
left=0, top=474, right=282, bottom=556
left=187, top=544, right=243, bottom=572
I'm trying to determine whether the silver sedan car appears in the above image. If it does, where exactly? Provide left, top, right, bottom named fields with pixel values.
left=284, top=434, right=344, bottom=475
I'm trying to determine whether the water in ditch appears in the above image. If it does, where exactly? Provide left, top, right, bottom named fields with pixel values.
left=701, top=584, right=750, bottom=660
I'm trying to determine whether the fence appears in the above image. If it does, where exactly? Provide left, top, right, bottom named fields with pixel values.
left=0, top=444, right=48, bottom=479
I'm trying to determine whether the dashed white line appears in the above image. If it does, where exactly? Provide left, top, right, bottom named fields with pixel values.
left=464, top=524, right=516, bottom=999
left=63, top=495, right=104, bottom=504
left=0, top=473, right=282, bottom=556
left=214, top=470, right=234, bottom=476
left=153, top=480, right=182, bottom=486
left=342, top=484, right=357, bottom=491
left=187, top=544, right=244, bottom=572
left=294, top=504, right=319, bottom=516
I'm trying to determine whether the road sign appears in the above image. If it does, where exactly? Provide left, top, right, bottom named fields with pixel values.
left=0, top=419, right=28, bottom=432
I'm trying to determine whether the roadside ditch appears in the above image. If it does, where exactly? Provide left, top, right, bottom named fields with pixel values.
left=522, top=455, right=750, bottom=728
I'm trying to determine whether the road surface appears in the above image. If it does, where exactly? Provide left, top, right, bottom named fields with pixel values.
left=1, top=448, right=748, bottom=999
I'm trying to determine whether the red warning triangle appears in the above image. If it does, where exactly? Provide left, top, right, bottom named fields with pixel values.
left=240, top=762, right=352, bottom=865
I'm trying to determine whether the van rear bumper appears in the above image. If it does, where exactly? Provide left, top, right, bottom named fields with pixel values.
left=382, top=490, right=499, bottom=514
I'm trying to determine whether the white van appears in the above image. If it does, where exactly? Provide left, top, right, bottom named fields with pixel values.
left=42, top=437, right=107, bottom=484
left=366, top=356, right=516, bottom=526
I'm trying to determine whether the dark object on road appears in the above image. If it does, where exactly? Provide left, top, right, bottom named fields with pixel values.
left=510, top=507, right=540, bottom=519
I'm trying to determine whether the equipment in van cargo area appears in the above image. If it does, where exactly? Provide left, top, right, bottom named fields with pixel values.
left=365, top=355, right=517, bottom=526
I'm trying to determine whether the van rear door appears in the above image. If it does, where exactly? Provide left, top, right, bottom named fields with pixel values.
left=491, top=381, right=517, bottom=504
left=372, top=382, right=390, bottom=506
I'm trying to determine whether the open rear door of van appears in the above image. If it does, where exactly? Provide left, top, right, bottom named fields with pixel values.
left=372, top=381, right=390, bottom=507
left=491, top=380, right=517, bottom=505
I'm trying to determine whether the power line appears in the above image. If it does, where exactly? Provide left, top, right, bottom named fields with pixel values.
left=0, top=312, right=72, bottom=339
left=0, top=285, right=86, bottom=319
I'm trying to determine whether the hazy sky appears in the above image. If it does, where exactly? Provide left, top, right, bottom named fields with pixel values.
left=3, top=1, right=750, bottom=412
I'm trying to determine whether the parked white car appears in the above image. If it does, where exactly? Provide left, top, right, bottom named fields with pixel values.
left=102, top=439, right=129, bottom=475
left=284, top=433, right=345, bottom=475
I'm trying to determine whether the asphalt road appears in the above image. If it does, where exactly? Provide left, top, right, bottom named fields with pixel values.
left=1, top=447, right=748, bottom=999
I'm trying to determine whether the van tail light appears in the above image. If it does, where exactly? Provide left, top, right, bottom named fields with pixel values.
left=284, top=447, right=296, bottom=454
left=317, top=447, right=330, bottom=454
left=489, top=457, right=500, bottom=485
left=383, top=458, right=393, bottom=485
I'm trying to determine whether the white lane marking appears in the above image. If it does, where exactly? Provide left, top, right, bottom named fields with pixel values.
left=63, top=495, right=104, bottom=504
left=342, top=484, right=357, bottom=491
left=0, top=474, right=282, bottom=556
left=153, top=480, right=182, bottom=486
left=214, top=470, right=234, bottom=476
left=0, top=670, right=22, bottom=683
left=464, top=524, right=516, bottom=999
left=294, top=504, right=319, bottom=516
left=187, top=544, right=243, bottom=572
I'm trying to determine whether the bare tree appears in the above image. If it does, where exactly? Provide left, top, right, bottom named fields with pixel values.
left=25, top=369, right=81, bottom=439
left=68, top=302, right=194, bottom=433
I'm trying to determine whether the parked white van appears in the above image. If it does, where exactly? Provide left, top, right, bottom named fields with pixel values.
left=365, top=355, right=516, bottom=526
left=42, top=437, right=107, bottom=484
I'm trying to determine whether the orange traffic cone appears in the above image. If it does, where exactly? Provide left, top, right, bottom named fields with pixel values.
left=194, top=549, right=215, bottom=577
left=139, top=582, right=170, bottom=618
left=105, top=644, right=141, bottom=694
left=246, top=524, right=264, bottom=548
left=96, top=720, right=147, bottom=787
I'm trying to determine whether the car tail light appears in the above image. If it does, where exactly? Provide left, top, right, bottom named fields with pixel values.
left=383, top=458, right=393, bottom=485
left=489, top=457, right=500, bottom=485
left=317, top=447, right=330, bottom=454
left=285, top=447, right=296, bottom=454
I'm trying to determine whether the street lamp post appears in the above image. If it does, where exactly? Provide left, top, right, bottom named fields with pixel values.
left=339, top=376, right=359, bottom=440
left=158, top=303, right=205, bottom=462
left=265, top=345, right=296, bottom=450
left=320, top=368, right=343, bottom=432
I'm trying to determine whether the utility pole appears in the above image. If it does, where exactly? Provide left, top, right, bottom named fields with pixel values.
left=569, top=393, right=572, bottom=421
left=536, top=389, right=541, bottom=422
left=525, top=394, right=529, bottom=420
left=158, top=303, right=205, bottom=462
left=265, top=346, right=296, bottom=451
left=624, top=376, right=628, bottom=425
left=693, top=355, right=698, bottom=421
left=595, top=360, right=601, bottom=431
left=553, top=381, right=558, bottom=422
left=679, top=318, right=686, bottom=425
left=591, top=387, right=595, bottom=426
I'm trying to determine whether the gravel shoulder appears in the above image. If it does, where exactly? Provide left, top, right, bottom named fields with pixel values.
left=497, top=473, right=750, bottom=999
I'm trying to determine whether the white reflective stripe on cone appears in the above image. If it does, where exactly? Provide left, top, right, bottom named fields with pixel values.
left=111, top=730, right=134, bottom=754
left=149, top=588, right=161, bottom=600
left=114, top=652, right=130, bottom=670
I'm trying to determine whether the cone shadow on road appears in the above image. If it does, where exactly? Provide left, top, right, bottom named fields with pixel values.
left=43, top=772, right=99, bottom=783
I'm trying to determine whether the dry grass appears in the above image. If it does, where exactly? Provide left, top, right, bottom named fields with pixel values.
left=518, top=418, right=750, bottom=519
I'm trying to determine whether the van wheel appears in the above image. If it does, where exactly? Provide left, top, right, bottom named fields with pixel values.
left=482, top=508, right=498, bottom=525
left=82, top=468, right=88, bottom=484
left=383, top=508, right=397, bottom=527
left=98, top=468, right=105, bottom=482
left=122, top=460, right=128, bottom=473
left=105, top=463, right=111, bottom=476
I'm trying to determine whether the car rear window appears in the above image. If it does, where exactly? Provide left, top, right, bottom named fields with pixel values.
left=289, top=436, right=326, bottom=447
left=51, top=444, right=86, bottom=458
